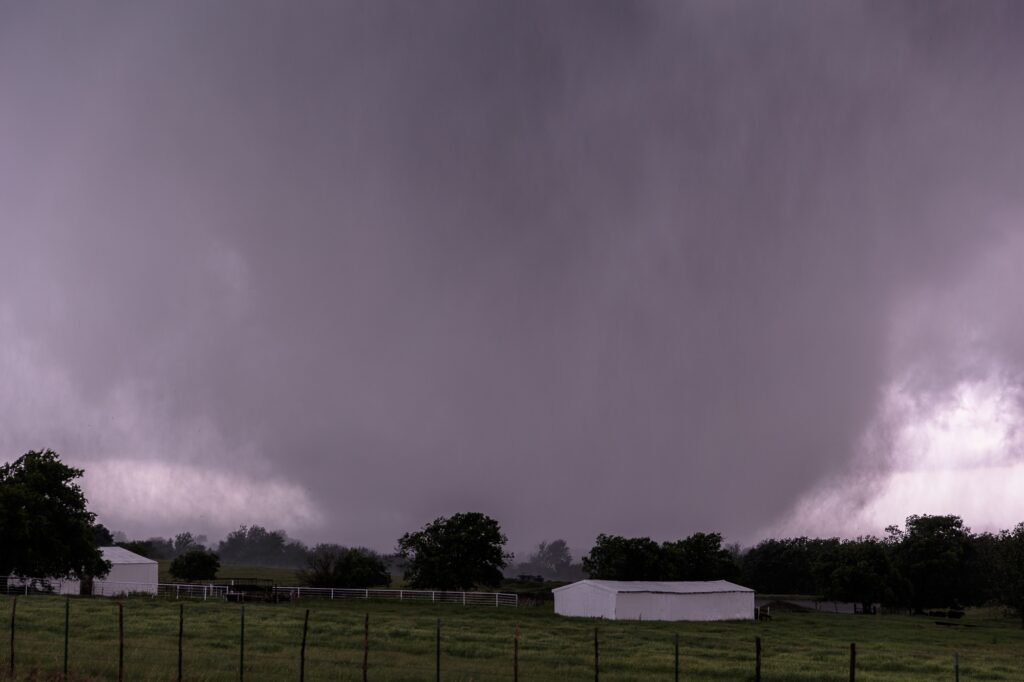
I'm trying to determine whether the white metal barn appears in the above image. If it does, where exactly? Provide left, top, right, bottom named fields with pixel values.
left=57, top=546, right=159, bottom=596
left=553, top=580, right=754, bottom=621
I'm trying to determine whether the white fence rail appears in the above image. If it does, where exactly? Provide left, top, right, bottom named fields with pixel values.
left=1, top=578, right=517, bottom=606
left=272, top=587, right=518, bottom=606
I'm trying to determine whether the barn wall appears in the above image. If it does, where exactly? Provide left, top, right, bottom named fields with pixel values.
left=554, top=585, right=615, bottom=618
left=94, top=562, right=159, bottom=595
left=614, top=591, right=754, bottom=621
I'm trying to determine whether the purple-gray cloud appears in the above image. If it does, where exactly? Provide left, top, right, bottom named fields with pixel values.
left=2, top=1, right=1024, bottom=552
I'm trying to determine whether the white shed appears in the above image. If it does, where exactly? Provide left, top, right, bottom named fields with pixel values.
left=57, top=546, right=159, bottom=596
left=553, top=580, right=754, bottom=621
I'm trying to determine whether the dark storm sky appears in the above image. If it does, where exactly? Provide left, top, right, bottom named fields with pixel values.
left=3, top=1, right=1024, bottom=553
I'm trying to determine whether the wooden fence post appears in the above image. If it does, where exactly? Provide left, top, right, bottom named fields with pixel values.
left=63, top=597, right=70, bottom=680
left=435, top=618, right=441, bottom=682
left=955, top=652, right=960, bottom=682
left=299, top=609, right=309, bottom=682
left=362, top=613, right=369, bottom=682
left=514, top=624, right=521, bottom=682
left=8, top=597, right=15, bottom=679
left=849, top=642, right=856, bottom=682
left=594, top=627, right=599, bottom=682
left=118, top=601, right=124, bottom=682
left=178, top=603, right=184, bottom=682
left=755, top=636, right=761, bottom=682
left=674, top=633, right=679, bottom=682
left=240, top=605, right=246, bottom=682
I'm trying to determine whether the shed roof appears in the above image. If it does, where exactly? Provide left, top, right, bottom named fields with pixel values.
left=100, top=546, right=158, bottom=565
left=552, top=580, right=753, bottom=595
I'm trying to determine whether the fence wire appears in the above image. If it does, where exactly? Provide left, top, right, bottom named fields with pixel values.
left=0, top=594, right=995, bottom=681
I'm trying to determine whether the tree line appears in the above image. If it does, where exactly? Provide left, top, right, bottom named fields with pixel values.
left=5, top=449, right=1024, bottom=625
left=566, top=516, right=1024, bottom=623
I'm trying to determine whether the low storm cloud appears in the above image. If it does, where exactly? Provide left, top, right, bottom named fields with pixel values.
left=2, top=1, right=1024, bottom=552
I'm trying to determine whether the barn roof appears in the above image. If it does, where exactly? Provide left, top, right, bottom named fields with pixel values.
left=552, top=580, right=753, bottom=595
left=100, top=546, right=158, bottom=565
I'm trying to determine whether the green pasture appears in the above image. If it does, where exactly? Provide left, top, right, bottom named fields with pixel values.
left=0, top=594, right=1021, bottom=681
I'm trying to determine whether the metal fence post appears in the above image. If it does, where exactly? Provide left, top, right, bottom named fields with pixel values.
left=755, top=636, right=761, bottom=682
left=118, top=601, right=124, bottom=682
left=178, top=603, right=184, bottom=682
left=674, top=633, right=679, bottom=682
left=9, top=597, right=15, bottom=679
left=849, top=642, right=856, bottom=682
left=594, top=627, right=599, bottom=682
left=240, top=605, right=246, bottom=682
left=435, top=618, right=441, bottom=682
left=513, top=624, right=520, bottom=682
left=299, top=609, right=309, bottom=682
left=63, top=597, right=70, bottom=680
left=955, top=652, right=959, bottom=682
left=362, top=613, right=369, bottom=682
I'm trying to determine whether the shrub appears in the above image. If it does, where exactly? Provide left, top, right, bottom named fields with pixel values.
left=170, top=549, right=220, bottom=582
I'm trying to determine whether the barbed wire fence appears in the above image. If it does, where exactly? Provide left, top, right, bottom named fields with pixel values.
left=0, top=592, right=973, bottom=681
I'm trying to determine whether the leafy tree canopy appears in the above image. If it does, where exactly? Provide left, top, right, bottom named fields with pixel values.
left=812, top=537, right=895, bottom=612
left=216, top=525, right=309, bottom=567
left=582, top=534, right=663, bottom=580
left=662, top=532, right=740, bottom=581
left=741, top=537, right=839, bottom=595
left=169, top=549, right=221, bottom=582
left=0, top=449, right=110, bottom=579
left=516, top=539, right=583, bottom=581
left=299, top=544, right=390, bottom=588
left=397, top=512, right=511, bottom=590
left=173, top=532, right=207, bottom=555
left=890, top=514, right=974, bottom=610
left=994, top=523, right=1024, bottom=628
left=92, top=523, right=115, bottom=547
left=117, top=537, right=175, bottom=560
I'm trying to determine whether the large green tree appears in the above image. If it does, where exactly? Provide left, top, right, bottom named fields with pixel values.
left=582, top=534, right=663, bottom=580
left=994, top=524, right=1024, bottom=628
left=169, top=549, right=220, bottom=582
left=812, top=537, right=895, bottom=613
left=889, top=515, right=974, bottom=611
left=517, top=539, right=581, bottom=581
left=662, top=532, right=740, bottom=581
left=299, top=544, right=390, bottom=588
left=216, top=525, right=309, bottom=567
left=0, top=449, right=110, bottom=579
left=741, top=537, right=839, bottom=594
left=397, top=512, right=511, bottom=590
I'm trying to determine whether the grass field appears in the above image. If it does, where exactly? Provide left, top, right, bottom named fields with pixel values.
left=1, top=594, right=1022, bottom=681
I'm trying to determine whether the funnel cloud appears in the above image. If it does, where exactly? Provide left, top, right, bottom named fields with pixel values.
left=3, top=2, right=1024, bottom=552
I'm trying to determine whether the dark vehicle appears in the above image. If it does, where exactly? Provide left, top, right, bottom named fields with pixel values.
left=223, top=577, right=288, bottom=603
